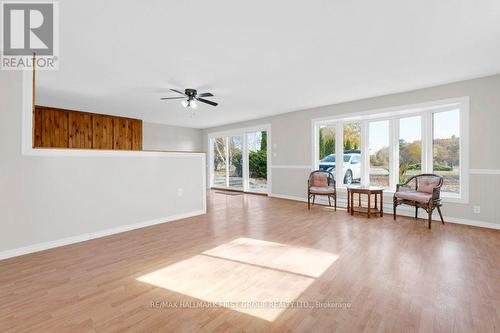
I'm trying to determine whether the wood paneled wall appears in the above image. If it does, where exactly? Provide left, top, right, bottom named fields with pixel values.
left=34, top=106, right=142, bottom=150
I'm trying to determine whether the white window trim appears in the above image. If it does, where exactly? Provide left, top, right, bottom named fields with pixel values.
left=312, top=97, right=469, bottom=204
left=207, top=124, right=272, bottom=194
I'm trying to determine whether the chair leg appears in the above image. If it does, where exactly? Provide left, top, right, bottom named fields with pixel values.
left=393, top=201, right=397, bottom=221
left=415, top=206, right=418, bottom=219
left=437, top=206, right=445, bottom=224
left=308, top=193, right=310, bottom=210
left=428, top=207, right=432, bottom=229
left=334, top=195, right=337, bottom=211
left=328, top=195, right=331, bottom=207
left=312, top=195, right=316, bottom=206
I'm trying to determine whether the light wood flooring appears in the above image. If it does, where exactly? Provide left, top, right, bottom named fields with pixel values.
left=1, top=192, right=499, bottom=332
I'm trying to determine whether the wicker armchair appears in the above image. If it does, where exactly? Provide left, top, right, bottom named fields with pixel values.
left=308, top=171, right=336, bottom=210
left=393, top=174, right=444, bottom=229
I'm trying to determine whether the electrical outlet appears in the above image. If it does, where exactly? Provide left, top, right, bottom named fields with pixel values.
left=177, top=188, right=183, bottom=197
left=473, top=205, right=480, bottom=214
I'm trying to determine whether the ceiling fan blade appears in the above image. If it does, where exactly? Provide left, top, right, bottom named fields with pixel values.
left=160, top=97, right=185, bottom=100
left=196, top=97, right=218, bottom=107
left=197, top=92, right=214, bottom=98
left=170, top=89, right=186, bottom=96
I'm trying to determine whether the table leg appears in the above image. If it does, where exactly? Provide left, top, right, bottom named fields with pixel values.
left=367, top=193, right=371, bottom=218
left=375, top=194, right=378, bottom=210
left=358, top=193, right=361, bottom=207
left=347, top=189, right=350, bottom=213
left=350, top=191, right=354, bottom=216
left=380, top=192, right=384, bottom=217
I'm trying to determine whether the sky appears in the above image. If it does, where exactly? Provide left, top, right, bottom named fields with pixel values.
left=247, top=131, right=263, bottom=151
left=368, top=110, right=460, bottom=153
left=433, top=109, right=460, bottom=139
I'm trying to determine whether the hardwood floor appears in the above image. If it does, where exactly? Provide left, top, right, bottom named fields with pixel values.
left=1, top=192, right=499, bottom=332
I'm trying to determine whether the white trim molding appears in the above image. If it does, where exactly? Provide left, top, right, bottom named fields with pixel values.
left=0, top=210, right=206, bottom=261
left=271, top=165, right=312, bottom=169
left=311, top=96, right=470, bottom=124
left=269, top=193, right=308, bottom=202
left=469, top=169, right=500, bottom=175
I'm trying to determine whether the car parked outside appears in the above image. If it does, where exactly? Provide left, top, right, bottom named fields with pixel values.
left=318, top=152, right=361, bottom=185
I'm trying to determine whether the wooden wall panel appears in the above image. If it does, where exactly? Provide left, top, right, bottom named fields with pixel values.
left=34, top=106, right=142, bottom=151
left=113, top=118, right=132, bottom=150
left=69, top=112, right=93, bottom=149
left=33, top=107, right=43, bottom=147
left=93, top=115, right=114, bottom=150
left=131, top=120, right=142, bottom=151
left=41, top=108, right=69, bottom=148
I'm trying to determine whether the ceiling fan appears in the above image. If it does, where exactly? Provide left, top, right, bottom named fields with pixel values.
left=160, top=88, right=218, bottom=109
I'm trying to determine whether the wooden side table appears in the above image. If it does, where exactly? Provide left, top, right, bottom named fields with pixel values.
left=347, top=186, right=384, bottom=218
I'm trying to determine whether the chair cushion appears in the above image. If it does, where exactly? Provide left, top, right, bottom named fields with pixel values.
left=312, top=174, right=328, bottom=187
left=395, top=190, right=432, bottom=203
left=309, top=186, right=335, bottom=195
left=417, top=177, right=440, bottom=194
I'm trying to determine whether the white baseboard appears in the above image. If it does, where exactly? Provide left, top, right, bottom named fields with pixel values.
left=268, top=193, right=308, bottom=202
left=269, top=193, right=500, bottom=230
left=0, top=210, right=206, bottom=261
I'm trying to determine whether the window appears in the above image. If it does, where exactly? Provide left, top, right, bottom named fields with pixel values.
left=433, top=110, right=460, bottom=194
left=313, top=97, right=468, bottom=202
left=369, top=120, right=390, bottom=188
left=319, top=125, right=336, bottom=160
left=229, top=136, right=243, bottom=189
left=247, top=131, right=268, bottom=192
left=342, top=123, right=361, bottom=185
left=343, top=123, right=361, bottom=152
left=213, top=137, right=227, bottom=187
left=399, top=116, right=422, bottom=183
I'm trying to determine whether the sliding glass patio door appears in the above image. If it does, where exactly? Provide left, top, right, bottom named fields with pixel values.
left=212, top=137, right=227, bottom=187
left=210, top=127, right=269, bottom=194
left=228, top=136, right=243, bottom=190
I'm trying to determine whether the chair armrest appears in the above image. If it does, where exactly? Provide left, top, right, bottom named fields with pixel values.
left=432, top=187, right=441, bottom=201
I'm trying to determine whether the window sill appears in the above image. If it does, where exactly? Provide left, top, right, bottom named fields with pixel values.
left=335, top=186, right=468, bottom=204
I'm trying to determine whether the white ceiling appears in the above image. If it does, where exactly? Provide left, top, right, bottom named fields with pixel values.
left=37, top=0, right=500, bottom=129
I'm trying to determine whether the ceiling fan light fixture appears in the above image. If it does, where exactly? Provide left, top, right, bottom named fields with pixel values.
left=182, top=99, right=198, bottom=109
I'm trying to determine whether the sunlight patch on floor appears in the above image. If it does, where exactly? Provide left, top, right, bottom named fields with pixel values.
left=203, top=237, right=338, bottom=278
left=137, top=238, right=338, bottom=321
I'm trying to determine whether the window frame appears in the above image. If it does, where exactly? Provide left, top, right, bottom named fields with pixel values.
left=208, top=124, right=272, bottom=194
left=312, top=97, right=469, bottom=203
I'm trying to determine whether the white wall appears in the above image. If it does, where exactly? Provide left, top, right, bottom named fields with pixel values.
left=203, top=75, right=500, bottom=229
left=0, top=70, right=206, bottom=258
left=143, top=122, right=202, bottom=152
